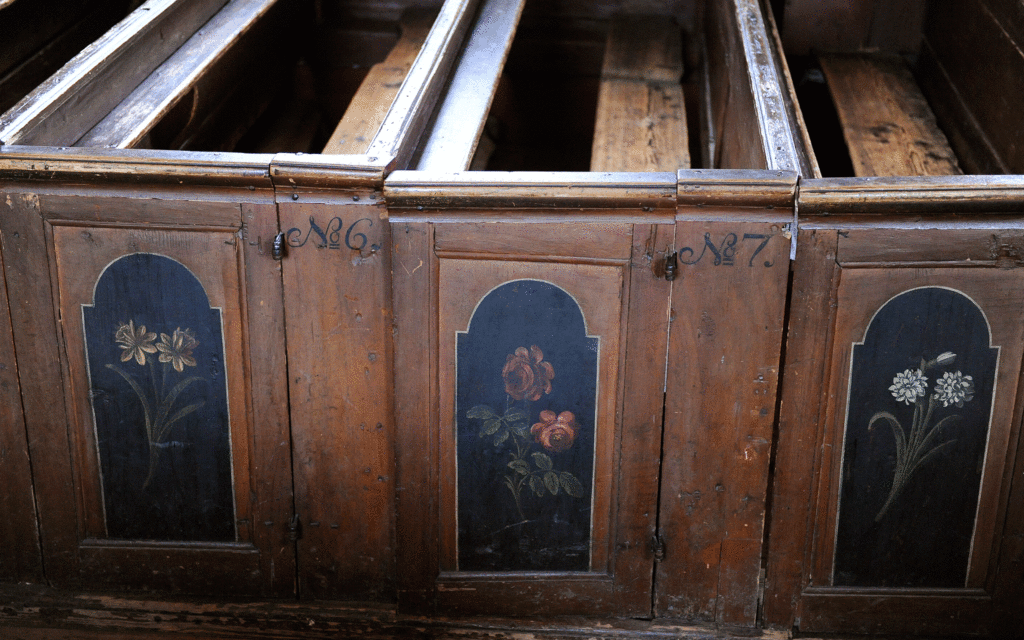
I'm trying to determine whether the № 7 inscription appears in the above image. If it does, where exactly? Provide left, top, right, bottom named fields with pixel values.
left=286, top=216, right=377, bottom=251
left=679, top=232, right=777, bottom=267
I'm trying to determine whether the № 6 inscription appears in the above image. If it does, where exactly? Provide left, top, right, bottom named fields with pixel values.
left=286, top=216, right=377, bottom=251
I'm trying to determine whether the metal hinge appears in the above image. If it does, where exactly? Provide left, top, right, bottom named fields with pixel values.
left=651, top=534, right=666, bottom=562
left=663, top=252, right=678, bottom=281
left=287, top=514, right=301, bottom=542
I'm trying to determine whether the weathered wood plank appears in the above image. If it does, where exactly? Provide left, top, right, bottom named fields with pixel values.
left=591, top=16, right=688, bottom=172
left=241, top=201, right=296, bottom=596
left=0, top=226, right=43, bottom=584
left=322, top=10, right=435, bottom=155
left=391, top=220, right=437, bottom=612
left=820, top=53, right=961, bottom=177
left=0, top=191, right=79, bottom=587
left=0, top=0, right=228, bottom=146
left=600, top=15, right=683, bottom=83
left=278, top=194, right=395, bottom=601
left=414, top=0, right=526, bottom=171
left=591, top=80, right=689, bottom=172
left=657, top=217, right=791, bottom=626
left=77, top=0, right=282, bottom=149
left=761, top=230, right=840, bottom=630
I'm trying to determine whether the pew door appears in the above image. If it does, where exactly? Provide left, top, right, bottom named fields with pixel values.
left=0, top=150, right=294, bottom=596
left=389, top=172, right=675, bottom=616
left=764, top=177, right=1024, bottom=637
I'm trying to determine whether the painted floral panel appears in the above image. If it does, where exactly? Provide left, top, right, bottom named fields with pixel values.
left=83, top=253, right=234, bottom=542
left=456, top=280, right=597, bottom=571
left=834, top=287, right=997, bottom=587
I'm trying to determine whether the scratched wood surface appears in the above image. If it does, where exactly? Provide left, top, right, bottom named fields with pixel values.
left=656, top=219, right=791, bottom=626
left=819, top=53, right=961, bottom=177
left=278, top=193, right=395, bottom=601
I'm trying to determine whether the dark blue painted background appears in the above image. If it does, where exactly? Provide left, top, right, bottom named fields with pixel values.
left=456, top=280, right=597, bottom=571
left=84, top=253, right=234, bottom=542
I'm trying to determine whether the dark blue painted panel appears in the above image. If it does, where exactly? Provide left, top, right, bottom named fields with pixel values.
left=456, top=280, right=597, bottom=571
left=835, top=287, right=996, bottom=587
left=84, top=253, right=234, bottom=542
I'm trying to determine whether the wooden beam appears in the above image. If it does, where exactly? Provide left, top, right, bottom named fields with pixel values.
left=413, top=0, right=526, bottom=171
left=0, top=0, right=227, bottom=146
left=590, top=16, right=689, bottom=172
left=321, top=9, right=435, bottom=155
left=820, top=53, right=962, bottom=177
left=76, top=0, right=281, bottom=149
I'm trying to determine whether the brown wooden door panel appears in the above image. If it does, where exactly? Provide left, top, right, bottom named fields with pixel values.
left=0, top=181, right=293, bottom=596
left=392, top=214, right=672, bottom=616
left=657, top=218, right=792, bottom=625
left=765, top=206, right=1024, bottom=636
left=275, top=189, right=396, bottom=601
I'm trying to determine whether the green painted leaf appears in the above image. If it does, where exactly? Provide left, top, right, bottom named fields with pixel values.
left=544, top=471, right=559, bottom=495
left=467, top=405, right=497, bottom=420
left=532, top=452, right=553, bottom=471
left=529, top=475, right=545, bottom=497
left=493, top=428, right=509, bottom=446
left=480, top=418, right=502, bottom=436
left=504, top=407, right=529, bottom=423
left=508, top=459, right=530, bottom=475
left=560, top=472, right=584, bottom=498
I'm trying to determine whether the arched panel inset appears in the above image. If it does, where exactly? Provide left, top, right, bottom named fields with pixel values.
left=83, top=253, right=234, bottom=542
left=456, top=279, right=598, bottom=572
left=835, top=286, right=998, bottom=587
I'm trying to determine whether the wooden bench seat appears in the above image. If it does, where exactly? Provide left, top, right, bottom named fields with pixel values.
left=590, top=16, right=689, bottom=172
left=820, top=52, right=961, bottom=177
left=321, top=9, right=435, bottom=155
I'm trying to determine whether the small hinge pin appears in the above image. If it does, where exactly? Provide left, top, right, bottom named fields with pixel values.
left=664, top=252, right=678, bottom=281
left=652, top=534, right=666, bottom=562
left=272, top=232, right=286, bottom=260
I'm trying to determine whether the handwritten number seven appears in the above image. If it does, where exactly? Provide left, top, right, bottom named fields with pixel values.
left=742, top=234, right=774, bottom=268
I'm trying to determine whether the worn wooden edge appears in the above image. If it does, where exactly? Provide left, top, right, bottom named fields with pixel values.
left=268, top=152, right=389, bottom=190
left=730, top=0, right=803, bottom=173
left=0, top=0, right=229, bottom=146
left=0, top=231, right=44, bottom=583
left=761, top=0, right=820, bottom=178
left=677, top=169, right=797, bottom=208
left=0, top=145, right=273, bottom=187
left=760, top=230, right=840, bottom=630
left=798, top=176, right=1024, bottom=214
left=414, top=0, right=526, bottom=171
left=385, top=171, right=677, bottom=210
left=366, top=0, right=480, bottom=168
left=78, top=0, right=281, bottom=149
left=0, top=582, right=792, bottom=639
left=391, top=221, right=438, bottom=613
